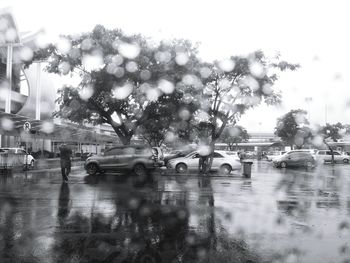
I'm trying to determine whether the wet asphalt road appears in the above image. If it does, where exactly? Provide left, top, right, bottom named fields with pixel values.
left=1, top=162, right=350, bottom=262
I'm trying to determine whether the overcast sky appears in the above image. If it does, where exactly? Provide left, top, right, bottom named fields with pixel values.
left=3, top=0, right=350, bottom=132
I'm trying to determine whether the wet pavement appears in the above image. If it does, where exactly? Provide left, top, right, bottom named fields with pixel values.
left=1, top=162, right=350, bottom=262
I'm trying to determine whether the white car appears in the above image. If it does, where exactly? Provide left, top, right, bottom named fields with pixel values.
left=168, top=150, right=241, bottom=175
left=264, top=151, right=286, bottom=161
left=225, top=151, right=240, bottom=161
left=0, top=148, right=35, bottom=168
left=315, top=150, right=349, bottom=164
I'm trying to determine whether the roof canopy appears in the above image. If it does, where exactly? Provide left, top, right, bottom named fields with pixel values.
left=0, top=111, right=119, bottom=143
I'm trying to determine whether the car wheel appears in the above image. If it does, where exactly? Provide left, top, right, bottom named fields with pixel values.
left=220, top=164, right=232, bottom=175
left=176, top=163, right=187, bottom=174
left=280, top=161, right=287, bottom=168
left=306, top=161, right=313, bottom=168
left=133, top=163, right=147, bottom=177
left=343, top=159, right=349, bottom=164
left=86, top=163, right=98, bottom=175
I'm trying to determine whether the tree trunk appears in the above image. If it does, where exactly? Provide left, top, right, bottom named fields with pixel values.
left=111, top=124, right=132, bottom=145
left=324, top=141, right=335, bottom=165
left=204, top=141, right=216, bottom=174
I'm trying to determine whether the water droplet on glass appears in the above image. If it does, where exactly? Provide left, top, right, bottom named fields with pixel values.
left=19, top=46, right=33, bottom=62
left=158, top=79, right=174, bottom=94
left=218, top=58, right=235, bottom=72
left=118, top=42, right=140, bottom=59
left=175, top=52, right=189, bottom=65
left=1, top=117, right=14, bottom=131
left=56, top=37, right=72, bottom=54
left=112, top=83, right=134, bottom=100
left=125, top=61, right=138, bottom=73
left=79, top=86, right=94, bottom=101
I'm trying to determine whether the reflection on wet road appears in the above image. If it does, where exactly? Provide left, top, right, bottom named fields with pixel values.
left=1, top=162, right=350, bottom=262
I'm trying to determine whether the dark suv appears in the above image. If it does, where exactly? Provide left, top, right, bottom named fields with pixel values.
left=84, top=145, right=163, bottom=176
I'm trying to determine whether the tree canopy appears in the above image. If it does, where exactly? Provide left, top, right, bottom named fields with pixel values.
left=274, top=109, right=312, bottom=149
left=221, top=125, right=250, bottom=150
left=28, top=25, right=299, bottom=148
left=186, top=51, right=299, bottom=157
left=28, top=25, right=200, bottom=144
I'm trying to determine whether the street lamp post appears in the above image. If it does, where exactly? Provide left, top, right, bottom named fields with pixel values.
left=305, top=97, right=312, bottom=121
left=5, top=44, right=13, bottom=113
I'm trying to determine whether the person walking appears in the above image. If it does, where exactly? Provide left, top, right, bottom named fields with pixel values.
left=59, top=143, right=72, bottom=182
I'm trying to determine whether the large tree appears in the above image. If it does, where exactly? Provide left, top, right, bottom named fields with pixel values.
left=221, top=125, right=250, bottom=151
left=189, top=51, right=299, bottom=170
left=274, top=109, right=312, bottom=149
left=27, top=25, right=200, bottom=145
left=316, top=122, right=345, bottom=164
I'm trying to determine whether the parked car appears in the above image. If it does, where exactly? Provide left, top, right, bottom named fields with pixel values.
left=225, top=151, right=240, bottom=161
left=0, top=148, right=35, bottom=169
left=81, top=152, right=94, bottom=161
left=273, top=150, right=316, bottom=168
left=315, top=150, right=350, bottom=163
left=264, top=151, right=286, bottom=161
left=168, top=150, right=241, bottom=175
left=84, top=145, right=163, bottom=176
left=164, top=149, right=193, bottom=167
left=31, top=150, right=55, bottom=159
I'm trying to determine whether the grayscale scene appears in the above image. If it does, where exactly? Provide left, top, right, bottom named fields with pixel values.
left=1, top=1, right=350, bottom=262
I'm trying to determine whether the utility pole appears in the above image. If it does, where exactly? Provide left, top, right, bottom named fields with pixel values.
left=5, top=44, right=13, bottom=114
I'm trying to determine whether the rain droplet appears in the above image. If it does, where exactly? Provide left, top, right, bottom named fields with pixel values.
left=146, top=88, right=161, bottom=101
left=114, top=67, right=125, bottom=78
left=165, top=131, right=176, bottom=142
left=125, top=61, right=138, bottom=73
left=112, top=83, right=133, bottom=100
left=5, top=28, right=17, bottom=42
left=118, top=42, right=140, bottom=59
left=240, top=76, right=259, bottom=91
left=111, top=54, right=123, bottom=65
left=250, top=61, right=265, bottom=78
left=41, top=122, right=54, bottom=134
left=35, top=32, right=50, bottom=49
left=19, top=46, right=33, bottom=62
left=200, top=67, right=211, bottom=78
left=262, top=83, right=273, bottom=95
left=1, top=117, right=14, bottom=131
left=175, top=52, right=189, bottom=65
left=158, top=79, right=174, bottom=94
left=179, top=108, right=191, bottom=120
left=58, top=61, right=71, bottom=75
left=82, top=54, right=104, bottom=71
left=79, top=86, right=94, bottom=101
left=218, top=58, right=235, bottom=72
left=140, top=70, right=151, bottom=80
left=56, top=37, right=71, bottom=54
left=81, top=38, right=94, bottom=51
left=155, top=51, right=171, bottom=63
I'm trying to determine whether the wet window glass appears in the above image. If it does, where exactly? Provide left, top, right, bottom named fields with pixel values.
left=213, top=152, right=223, bottom=158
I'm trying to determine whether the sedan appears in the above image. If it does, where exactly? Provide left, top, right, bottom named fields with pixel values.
left=168, top=150, right=241, bottom=175
left=273, top=150, right=316, bottom=168
left=315, top=150, right=349, bottom=163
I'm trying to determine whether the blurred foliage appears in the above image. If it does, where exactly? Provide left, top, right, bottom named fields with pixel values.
left=274, top=109, right=312, bottom=149
left=318, top=122, right=345, bottom=142
left=220, top=125, right=250, bottom=151
left=27, top=25, right=298, bottom=146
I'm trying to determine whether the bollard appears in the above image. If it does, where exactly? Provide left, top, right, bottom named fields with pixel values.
left=242, top=161, right=253, bottom=178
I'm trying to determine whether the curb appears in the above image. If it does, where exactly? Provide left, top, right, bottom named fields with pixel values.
left=28, top=165, right=83, bottom=173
